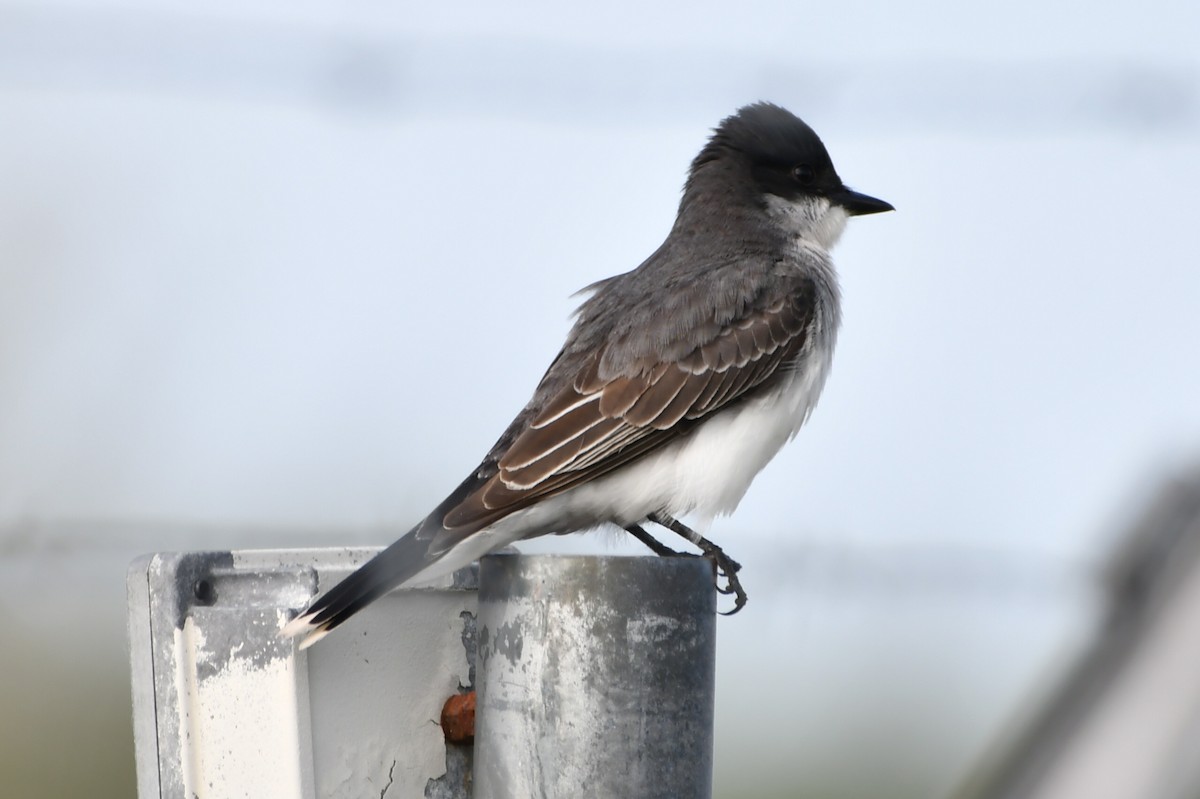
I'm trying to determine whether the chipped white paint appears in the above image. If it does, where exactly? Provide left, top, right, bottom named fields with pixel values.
left=128, top=548, right=478, bottom=799
left=172, top=617, right=308, bottom=799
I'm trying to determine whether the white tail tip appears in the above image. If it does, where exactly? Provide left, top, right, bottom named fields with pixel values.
left=279, top=612, right=331, bottom=650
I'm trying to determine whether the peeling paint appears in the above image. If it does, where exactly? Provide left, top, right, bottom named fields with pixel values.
left=172, top=615, right=308, bottom=799
left=489, top=620, right=525, bottom=665
left=130, top=548, right=480, bottom=799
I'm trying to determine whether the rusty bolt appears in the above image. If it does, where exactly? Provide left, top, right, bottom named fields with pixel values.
left=441, top=690, right=476, bottom=744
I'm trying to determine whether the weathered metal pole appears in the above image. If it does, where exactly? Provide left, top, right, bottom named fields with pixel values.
left=474, top=554, right=717, bottom=799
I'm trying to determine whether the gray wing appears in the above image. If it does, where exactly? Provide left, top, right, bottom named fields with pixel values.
left=430, top=279, right=818, bottom=549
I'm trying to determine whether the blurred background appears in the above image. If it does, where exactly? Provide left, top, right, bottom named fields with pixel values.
left=2, top=1, right=1199, bottom=797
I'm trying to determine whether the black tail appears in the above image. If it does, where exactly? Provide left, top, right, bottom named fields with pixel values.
left=282, top=519, right=441, bottom=648
left=283, top=470, right=494, bottom=647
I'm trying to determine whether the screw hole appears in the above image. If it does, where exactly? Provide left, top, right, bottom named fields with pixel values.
left=193, top=578, right=216, bottom=606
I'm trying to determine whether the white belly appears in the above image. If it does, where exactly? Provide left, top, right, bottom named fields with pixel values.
left=571, top=345, right=833, bottom=525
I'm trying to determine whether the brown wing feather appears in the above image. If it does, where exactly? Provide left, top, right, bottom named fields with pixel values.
left=502, top=398, right=602, bottom=470
left=650, top=369, right=710, bottom=429
left=598, top=375, right=651, bottom=416
left=691, top=365, right=740, bottom=415
left=502, top=416, right=626, bottom=489
left=623, top=366, right=690, bottom=427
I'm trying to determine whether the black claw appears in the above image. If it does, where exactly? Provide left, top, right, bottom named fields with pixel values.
left=707, top=551, right=748, bottom=613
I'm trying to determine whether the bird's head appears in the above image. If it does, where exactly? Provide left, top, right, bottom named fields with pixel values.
left=683, top=102, right=893, bottom=249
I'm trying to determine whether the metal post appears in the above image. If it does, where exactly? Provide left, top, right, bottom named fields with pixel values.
left=474, top=554, right=716, bottom=799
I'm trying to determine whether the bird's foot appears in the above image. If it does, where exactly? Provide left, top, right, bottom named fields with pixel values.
left=698, top=541, right=747, bottom=614
left=641, top=513, right=749, bottom=615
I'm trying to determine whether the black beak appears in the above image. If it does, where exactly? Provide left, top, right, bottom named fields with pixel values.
left=832, top=186, right=894, bottom=216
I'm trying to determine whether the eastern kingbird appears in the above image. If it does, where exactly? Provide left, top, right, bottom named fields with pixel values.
left=284, top=102, right=892, bottom=648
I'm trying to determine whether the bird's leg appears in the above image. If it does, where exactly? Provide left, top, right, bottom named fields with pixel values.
left=624, top=522, right=689, bottom=558
left=647, top=512, right=748, bottom=615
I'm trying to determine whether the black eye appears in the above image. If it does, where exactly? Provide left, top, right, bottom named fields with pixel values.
left=791, top=164, right=815, bottom=185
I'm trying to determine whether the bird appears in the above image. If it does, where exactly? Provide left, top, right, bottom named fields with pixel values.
left=283, top=102, right=892, bottom=649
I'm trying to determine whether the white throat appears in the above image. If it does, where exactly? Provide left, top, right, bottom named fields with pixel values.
left=764, top=195, right=849, bottom=251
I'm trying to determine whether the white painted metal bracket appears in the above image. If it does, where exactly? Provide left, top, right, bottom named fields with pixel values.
left=126, top=547, right=477, bottom=799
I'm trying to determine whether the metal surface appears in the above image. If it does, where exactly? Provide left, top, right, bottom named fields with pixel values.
left=474, top=554, right=717, bottom=799
left=126, top=547, right=478, bottom=799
